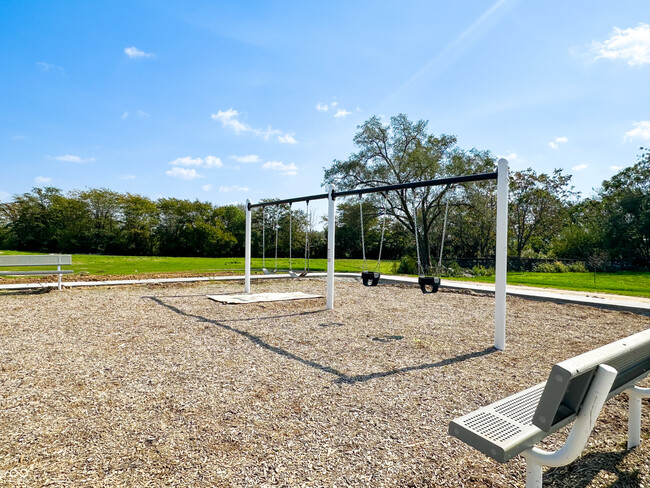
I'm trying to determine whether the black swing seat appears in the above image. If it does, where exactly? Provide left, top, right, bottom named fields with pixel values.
left=361, top=271, right=381, bottom=287
left=419, top=276, right=440, bottom=294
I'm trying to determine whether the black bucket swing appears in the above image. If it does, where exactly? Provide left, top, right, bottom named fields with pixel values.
left=412, top=198, right=441, bottom=294
left=359, top=197, right=387, bottom=287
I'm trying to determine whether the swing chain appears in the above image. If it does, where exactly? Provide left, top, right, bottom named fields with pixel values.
left=304, top=200, right=310, bottom=272
left=262, top=207, right=266, bottom=269
left=375, top=205, right=387, bottom=272
left=359, top=196, right=368, bottom=272
left=288, top=203, right=293, bottom=272
left=412, top=192, right=424, bottom=277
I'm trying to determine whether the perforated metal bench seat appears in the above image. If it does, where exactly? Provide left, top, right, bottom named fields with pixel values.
left=449, top=382, right=572, bottom=463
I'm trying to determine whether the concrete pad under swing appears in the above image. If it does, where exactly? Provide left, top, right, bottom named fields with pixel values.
left=207, top=291, right=323, bottom=304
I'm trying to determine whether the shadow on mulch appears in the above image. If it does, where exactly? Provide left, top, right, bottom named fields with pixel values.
left=545, top=448, right=643, bottom=487
left=145, top=295, right=496, bottom=385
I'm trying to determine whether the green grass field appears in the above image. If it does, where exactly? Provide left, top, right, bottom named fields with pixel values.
left=1, top=250, right=648, bottom=297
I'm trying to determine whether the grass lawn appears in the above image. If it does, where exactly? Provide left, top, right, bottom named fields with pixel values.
left=2, top=250, right=648, bottom=297
left=455, top=271, right=650, bottom=298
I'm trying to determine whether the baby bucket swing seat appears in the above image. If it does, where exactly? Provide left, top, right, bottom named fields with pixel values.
left=359, top=197, right=387, bottom=287
left=412, top=197, right=441, bottom=294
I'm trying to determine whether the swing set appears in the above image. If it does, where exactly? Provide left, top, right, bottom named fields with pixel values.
left=245, top=159, right=509, bottom=351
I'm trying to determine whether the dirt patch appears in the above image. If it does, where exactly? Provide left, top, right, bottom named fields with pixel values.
left=0, top=279, right=648, bottom=487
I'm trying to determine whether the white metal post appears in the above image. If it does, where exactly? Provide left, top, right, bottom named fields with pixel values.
left=244, top=199, right=252, bottom=294
left=57, top=264, right=62, bottom=290
left=627, top=386, right=650, bottom=448
left=522, top=364, right=618, bottom=488
left=494, top=158, right=509, bottom=351
left=326, top=185, right=336, bottom=310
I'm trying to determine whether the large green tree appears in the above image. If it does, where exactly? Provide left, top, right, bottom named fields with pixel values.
left=323, top=114, right=494, bottom=270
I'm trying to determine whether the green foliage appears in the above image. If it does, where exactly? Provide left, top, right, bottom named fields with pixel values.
left=533, top=261, right=569, bottom=273
left=568, top=261, right=588, bottom=273
left=393, top=255, right=417, bottom=274
left=471, top=265, right=494, bottom=276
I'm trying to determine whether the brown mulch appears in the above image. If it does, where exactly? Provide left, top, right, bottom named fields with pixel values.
left=0, top=279, right=648, bottom=487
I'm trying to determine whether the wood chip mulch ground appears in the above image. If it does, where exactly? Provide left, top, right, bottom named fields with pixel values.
left=1, top=278, right=648, bottom=487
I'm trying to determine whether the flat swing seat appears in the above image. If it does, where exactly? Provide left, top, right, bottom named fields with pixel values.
left=419, top=276, right=440, bottom=294
left=361, top=271, right=380, bottom=287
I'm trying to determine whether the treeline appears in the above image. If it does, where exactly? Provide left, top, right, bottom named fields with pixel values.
left=0, top=153, right=647, bottom=269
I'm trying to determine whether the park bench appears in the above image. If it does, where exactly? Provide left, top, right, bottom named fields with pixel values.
left=449, top=328, right=650, bottom=488
left=0, top=254, right=73, bottom=290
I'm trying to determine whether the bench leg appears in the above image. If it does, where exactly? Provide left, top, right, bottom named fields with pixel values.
left=627, top=386, right=650, bottom=449
left=521, top=364, right=618, bottom=488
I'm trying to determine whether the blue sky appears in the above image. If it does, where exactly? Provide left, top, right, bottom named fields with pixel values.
left=1, top=0, right=649, bottom=213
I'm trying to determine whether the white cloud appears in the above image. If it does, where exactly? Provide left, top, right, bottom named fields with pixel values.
left=278, top=133, right=298, bottom=144
left=548, top=136, right=568, bottom=150
left=201, top=184, right=213, bottom=191
left=571, top=164, right=588, bottom=171
left=54, top=154, right=94, bottom=163
left=124, top=46, right=155, bottom=59
left=11, top=135, right=25, bottom=140
left=219, top=185, right=250, bottom=193
left=36, top=62, right=63, bottom=73
left=610, top=165, right=623, bottom=171
left=334, top=109, right=352, bottom=118
left=34, top=176, right=51, bottom=184
left=592, top=23, right=650, bottom=66
left=169, top=156, right=223, bottom=168
left=624, top=120, right=650, bottom=142
left=316, top=103, right=329, bottom=112
left=262, top=161, right=298, bottom=176
left=122, top=112, right=129, bottom=119
left=120, top=174, right=136, bottom=180
left=0, top=190, right=9, bottom=202
left=212, top=108, right=293, bottom=142
left=230, top=154, right=260, bottom=163
left=165, top=167, right=203, bottom=180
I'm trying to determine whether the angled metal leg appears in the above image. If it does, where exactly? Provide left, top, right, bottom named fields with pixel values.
left=627, top=386, right=650, bottom=448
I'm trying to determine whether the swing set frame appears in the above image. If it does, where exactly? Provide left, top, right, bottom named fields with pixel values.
left=245, top=158, right=509, bottom=350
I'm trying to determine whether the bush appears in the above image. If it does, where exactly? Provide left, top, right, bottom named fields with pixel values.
left=533, top=261, right=569, bottom=273
left=394, top=255, right=417, bottom=274
left=568, top=261, right=588, bottom=273
left=472, top=265, right=495, bottom=277
left=440, top=261, right=465, bottom=278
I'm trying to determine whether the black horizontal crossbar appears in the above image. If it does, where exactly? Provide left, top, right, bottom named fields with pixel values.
left=247, top=171, right=499, bottom=209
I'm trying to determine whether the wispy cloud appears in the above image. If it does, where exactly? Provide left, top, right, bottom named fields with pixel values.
left=219, top=185, right=250, bottom=193
left=548, top=136, right=568, bottom=150
left=624, top=120, right=650, bottom=142
left=201, top=184, right=213, bottom=191
left=262, top=161, right=298, bottom=176
left=571, top=164, right=588, bottom=172
left=334, top=109, right=352, bottom=118
left=11, top=135, right=25, bottom=140
left=165, top=167, right=203, bottom=180
left=34, top=176, right=51, bottom=184
left=278, top=133, right=298, bottom=144
left=212, top=108, right=295, bottom=143
left=54, top=154, right=95, bottom=163
left=122, top=110, right=150, bottom=120
left=592, top=23, right=650, bottom=66
left=317, top=101, right=356, bottom=119
left=231, top=154, right=261, bottom=163
left=169, top=156, right=223, bottom=168
left=124, top=46, right=155, bottom=59
left=610, top=165, right=623, bottom=171
left=316, top=103, right=329, bottom=112
left=119, top=174, right=136, bottom=180
left=36, top=62, right=64, bottom=73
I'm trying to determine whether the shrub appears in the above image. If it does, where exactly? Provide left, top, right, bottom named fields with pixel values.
left=568, top=261, right=588, bottom=273
left=472, top=265, right=495, bottom=277
left=534, top=261, right=569, bottom=273
left=394, top=255, right=417, bottom=274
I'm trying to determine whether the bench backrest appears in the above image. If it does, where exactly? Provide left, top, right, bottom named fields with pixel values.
left=0, top=254, right=72, bottom=266
left=534, top=327, right=650, bottom=431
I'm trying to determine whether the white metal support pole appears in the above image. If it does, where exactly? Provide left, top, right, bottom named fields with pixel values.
left=244, top=199, right=252, bottom=294
left=494, top=158, right=509, bottom=351
left=326, top=185, right=336, bottom=310
left=521, top=364, right=618, bottom=488
left=626, top=385, right=650, bottom=448
left=57, top=264, right=62, bottom=290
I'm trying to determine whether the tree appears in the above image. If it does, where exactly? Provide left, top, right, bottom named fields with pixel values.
left=119, top=194, right=160, bottom=255
left=598, top=148, right=650, bottom=267
left=508, top=168, right=577, bottom=258
left=323, top=114, right=494, bottom=270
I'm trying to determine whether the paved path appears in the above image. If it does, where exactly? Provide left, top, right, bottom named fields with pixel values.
left=2, top=272, right=649, bottom=314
